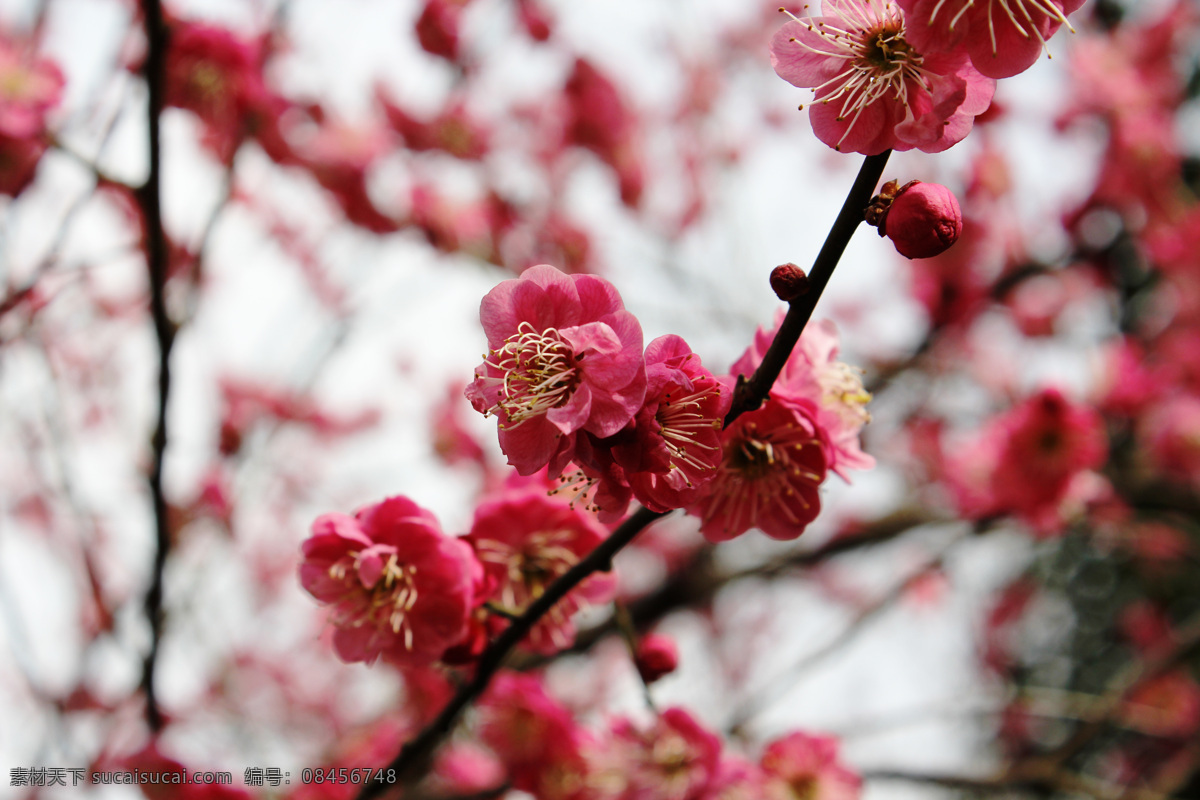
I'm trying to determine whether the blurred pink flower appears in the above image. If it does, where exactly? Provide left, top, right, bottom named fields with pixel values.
left=760, top=731, right=861, bottom=800
left=0, top=36, right=63, bottom=139
left=415, top=0, right=471, bottom=62
left=163, top=20, right=282, bottom=163
left=466, top=264, right=646, bottom=476
left=477, top=672, right=580, bottom=789
left=377, top=89, right=491, bottom=160
left=700, top=757, right=770, bottom=800
left=770, top=0, right=994, bottom=154
left=294, top=119, right=399, bottom=234
left=0, top=35, right=62, bottom=196
left=563, top=58, right=645, bottom=208
left=0, top=132, right=47, bottom=196
left=1142, top=395, right=1200, bottom=486
left=299, top=496, right=479, bottom=666
left=611, top=708, right=721, bottom=800
left=946, top=388, right=1108, bottom=534
left=1121, top=669, right=1200, bottom=739
left=432, top=742, right=506, bottom=796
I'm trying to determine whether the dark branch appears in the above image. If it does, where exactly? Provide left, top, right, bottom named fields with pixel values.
left=726, top=150, right=891, bottom=423
left=137, top=0, right=175, bottom=734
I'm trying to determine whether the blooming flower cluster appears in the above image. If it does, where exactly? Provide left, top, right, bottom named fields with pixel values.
left=469, top=671, right=862, bottom=800
left=300, top=263, right=877, bottom=670
left=299, top=479, right=621, bottom=666
left=465, top=265, right=736, bottom=521
left=689, top=315, right=873, bottom=542
left=466, top=265, right=873, bottom=539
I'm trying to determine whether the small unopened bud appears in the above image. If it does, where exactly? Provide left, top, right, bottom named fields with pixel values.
left=865, top=180, right=962, bottom=260
left=770, top=263, right=810, bottom=301
left=634, top=633, right=679, bottom=684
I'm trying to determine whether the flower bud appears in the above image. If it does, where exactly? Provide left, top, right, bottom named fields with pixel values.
left=770, top=263, right=810, bottom=301
left=634, top=633, right=679, bottom=683
left=866, top=180, right=962, bottom=260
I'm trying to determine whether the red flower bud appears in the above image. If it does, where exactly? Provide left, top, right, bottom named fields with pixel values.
left=634, top=633, right=679, bottom=683
left=770, top=263, right=810, bottom=301
left=867, top=180, right=962, bottom=260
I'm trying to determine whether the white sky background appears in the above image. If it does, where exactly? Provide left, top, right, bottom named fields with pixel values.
left=0, top=0, right=1112, bottom=797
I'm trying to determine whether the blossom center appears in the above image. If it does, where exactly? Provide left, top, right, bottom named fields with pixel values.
left=704, top=417, right=824, bottom=532
left=328, top=552, right=420, bottom=651
left=818, top=362, right=872, bottom=427
left=785, top=776, right=819, bottom=800
left=485, top=321, right=580, bottom=428
left=474, top=529, right=581, bottom=611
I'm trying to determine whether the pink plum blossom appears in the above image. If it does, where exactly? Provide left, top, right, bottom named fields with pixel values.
left=610, top=708, right=721, bottom=800
left=299, top=496, right=480, bottom=666
left=466, top=264, right=646, bottom=477
left=569, top=335, right=731, bottom=519
left=701, top=757, right=771, bottom=800
left=0, top=36, right=63, bottom=139
left=945, top=388, right=1108, bottom=533
left=163, top=20, right=277, bottom=163
left=770, top=0, right=995, bottom=154
left=1142, top=395, right=1200, bottom=487
left=760, top=732, right=861, bottom=800
left=897, top=0, right=1086, bottom=80
left=431, top=742, right=506, bottom=796
left=477, top=672, right=581, bottom=791
left=563, top=58, right=646, bottom=208
left=732, top=316, right=873, bottom=479
left=620, top=336, right=731, bottom=511
left=0, top=36, right=63, bottom=196
left=466, top=485, right=616, bottom=654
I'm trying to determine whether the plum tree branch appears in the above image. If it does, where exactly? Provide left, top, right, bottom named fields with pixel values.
left=136, top=0, right=175, bottom=734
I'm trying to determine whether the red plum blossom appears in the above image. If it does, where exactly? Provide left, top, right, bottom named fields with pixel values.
left=688, top=398, right=828, bottom=542
left=760, top=731, right=861, bottom=800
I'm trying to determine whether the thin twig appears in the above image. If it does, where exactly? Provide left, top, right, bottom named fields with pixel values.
left=726, top=151, right=891, bottom=423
